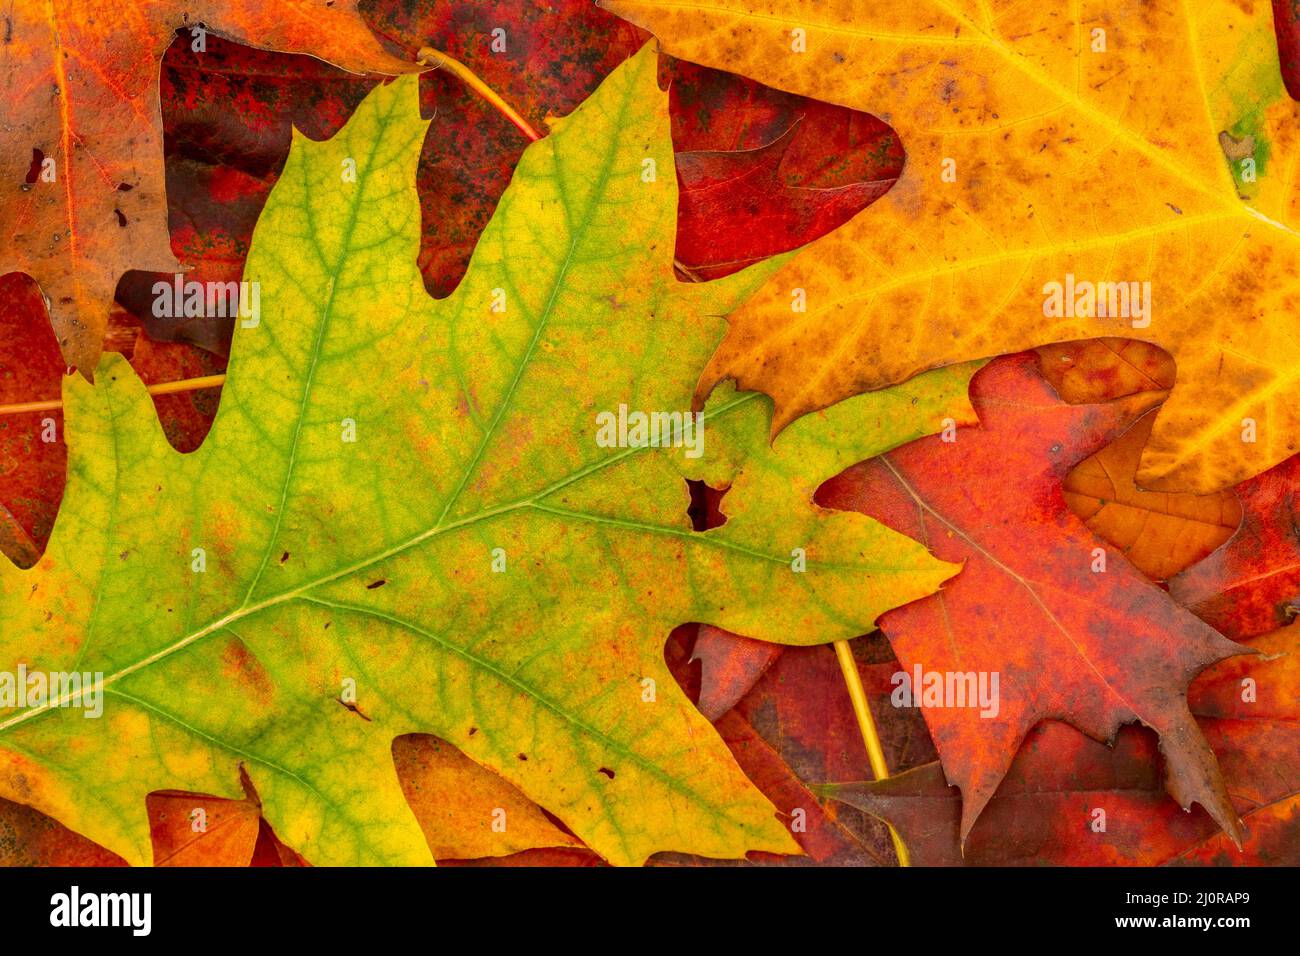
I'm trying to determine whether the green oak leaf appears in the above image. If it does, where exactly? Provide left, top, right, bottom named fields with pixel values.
left=0, top=45, right=975, bottom=866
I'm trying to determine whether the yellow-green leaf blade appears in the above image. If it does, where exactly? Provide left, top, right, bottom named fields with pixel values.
left=0, top=46, right=971, bottom=866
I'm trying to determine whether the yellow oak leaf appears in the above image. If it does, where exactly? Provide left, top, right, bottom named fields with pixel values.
left=604, top=0, right=1300, bottom=494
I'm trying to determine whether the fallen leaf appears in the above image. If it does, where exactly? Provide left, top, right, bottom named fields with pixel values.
left=0, top=274, right=66, bottom=568
left=604, top=0, right=1300, bottom=494
left=0, top=798, right=124, bottom=866
left=117, top=8, right=896, bottom=355
left=1169, top=455, right=1300, bottom=641
left=1, top=0, right=419, bottom=372
left=1035, top=338, right=1174, bottom=406
left=0, top=285, right=224, bottom=568
left=394, top=734, right=581, bottom=861
left=665, top=627, right=901, bottom=865
left=666, top=57, right=901, bottom=280
left=462, top=625, right=928, bottom=867
left=824, top=627, right=1299, bottom=865
left=0, top=48, right=975, bottom=866
left=718, top=630, right=939, bottom=864
left=147, top=789, right=261, bottom=867
left=691, top=624, right=782, bottom=721
left=816, top=354, right=1249, bottom=844
left=1064, top=410, right=1242, bottom=581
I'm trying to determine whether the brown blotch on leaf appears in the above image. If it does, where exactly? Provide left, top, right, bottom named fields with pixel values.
left=1218, top=130, right=1255, bottom=162
left=338, top=699, right=371, bottom=721
left=221, top=636, right=274, bottom=702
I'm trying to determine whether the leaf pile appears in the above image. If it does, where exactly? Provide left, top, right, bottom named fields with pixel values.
left=0, top=47, right=973, bottom=866
left=2, top=0, right=1298, bottom=869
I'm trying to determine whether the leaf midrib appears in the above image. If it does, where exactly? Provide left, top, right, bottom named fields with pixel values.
left=0, top=392, right=769, bottom=733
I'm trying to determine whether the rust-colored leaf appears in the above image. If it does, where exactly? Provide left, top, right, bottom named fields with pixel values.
left=394, top=734, right=581, bottom=862
left=817, top=355, right=1249, bottom=844
left=147, top=791, right=262, bottom=867
left=1, top=0, right=418, bottom=372
left=691, top=626, right=783, bottom=723
left=1064, top=411, right=1242, bottom=581
left=1035, top=338, right=1174, bottom=406
left=0, top=273, right=65, bottom=568
left=1170, top=455, right=1300, bottom=641
left=827, top=628, right=1298, bottom=865
left=0, top=798, right=124, bottom=866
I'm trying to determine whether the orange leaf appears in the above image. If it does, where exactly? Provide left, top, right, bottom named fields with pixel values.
left=1, top=0, right=418, bottom=372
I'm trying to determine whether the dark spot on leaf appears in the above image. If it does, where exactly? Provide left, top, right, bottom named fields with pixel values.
left=366, top=579, right=386, bottom=589
left=517, top=753, right=528, bottom=761
left=597, top=767, right=615, bottom=779
left=24, top=149, right=43, bottom=184
left=338, top=699, right=371, bottom=721
left=280, top=551, right=289, bottom=564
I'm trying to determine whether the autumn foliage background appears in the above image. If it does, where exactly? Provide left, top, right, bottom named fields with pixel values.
left=0, top=0, right=1297, bottom=866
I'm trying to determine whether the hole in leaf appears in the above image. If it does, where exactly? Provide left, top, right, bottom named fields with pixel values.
left=685, top=479, right=730, bottom=531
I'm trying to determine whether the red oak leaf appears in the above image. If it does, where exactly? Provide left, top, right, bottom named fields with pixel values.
left=816, top=355, right=1249, bottom=845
